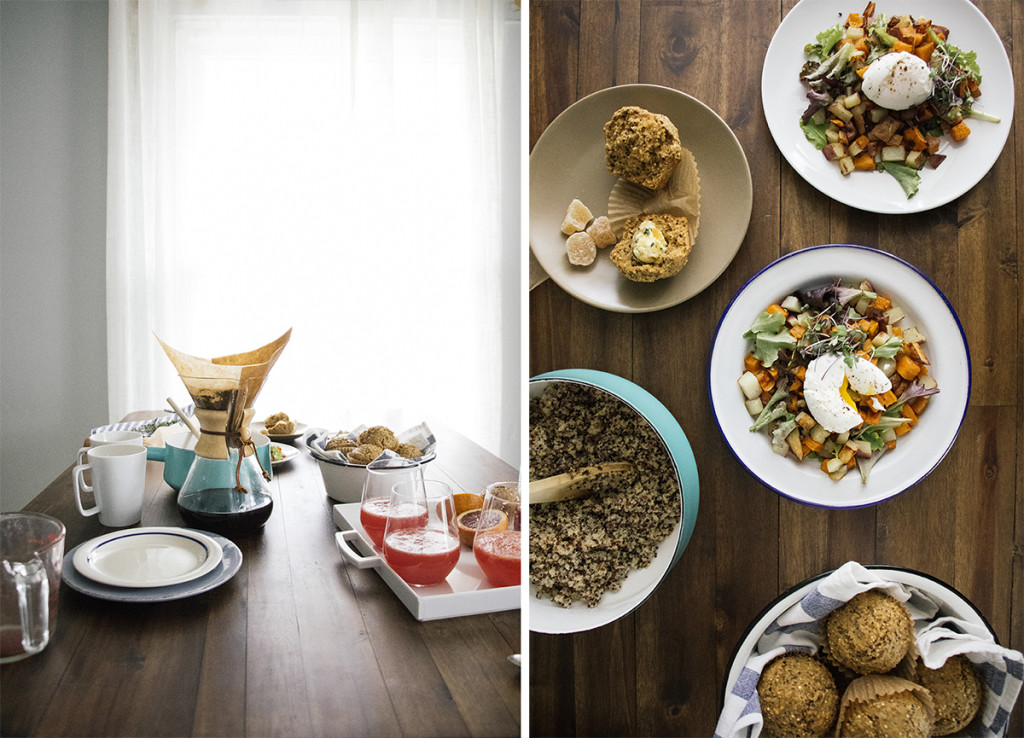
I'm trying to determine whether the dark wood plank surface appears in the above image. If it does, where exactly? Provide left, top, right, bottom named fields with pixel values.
left=529, top=1, right=1022, bottom=736
left=1, top=416, right=521, bottom=737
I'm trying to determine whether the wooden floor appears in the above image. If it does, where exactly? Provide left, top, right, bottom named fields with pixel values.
left=528, top=1, right=1023, bottom=735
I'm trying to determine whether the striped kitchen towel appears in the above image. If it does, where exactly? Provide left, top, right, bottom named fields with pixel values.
left=715, top=561, right=1023, bottom=738
left=90, top=403, right=195, bottom=437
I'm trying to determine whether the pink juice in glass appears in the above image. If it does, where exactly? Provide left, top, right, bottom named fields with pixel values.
left=383, top=528, right=460, bottom=586
left=473, top=530, right=521, bottom=587
left=361, top=499, right=427, bottom=548
left=360, top=497, right=390, bottom=548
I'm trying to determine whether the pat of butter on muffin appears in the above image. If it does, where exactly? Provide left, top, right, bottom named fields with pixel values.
left=631, top=220, right=668, bottom=263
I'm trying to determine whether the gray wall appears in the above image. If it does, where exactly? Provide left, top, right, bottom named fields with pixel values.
left=1, top=0, right=110, bottom=512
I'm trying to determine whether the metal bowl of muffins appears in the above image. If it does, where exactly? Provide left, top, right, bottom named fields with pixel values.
left=719, top=564, right=1021, bottom=737
left=528, top=369, right=699, bottom=634
left=304, top=425, right=435, bottom=503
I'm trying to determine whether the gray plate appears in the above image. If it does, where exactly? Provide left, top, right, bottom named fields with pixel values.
left=62, top=529, right=242, bottom=602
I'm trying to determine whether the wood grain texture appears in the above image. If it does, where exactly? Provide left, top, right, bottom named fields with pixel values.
left=1, top=418, right=520, bottom=738
left=529, top=1, right=1022, bottom=735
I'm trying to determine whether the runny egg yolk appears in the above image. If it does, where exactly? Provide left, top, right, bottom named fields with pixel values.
left=838, top=375, right=856, bottom=410
left=804, top=353, right=892, bottom=435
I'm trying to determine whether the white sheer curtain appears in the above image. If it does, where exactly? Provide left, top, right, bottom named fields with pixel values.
left=107, top=0, right=521, bottom=465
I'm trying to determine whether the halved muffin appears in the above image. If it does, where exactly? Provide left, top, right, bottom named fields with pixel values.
left=609, top=213, right=692, bottom=283
left=604, top=106, right=683, bottom=190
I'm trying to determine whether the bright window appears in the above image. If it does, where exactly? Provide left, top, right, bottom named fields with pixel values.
left=107, top=0, right=521, bottom=464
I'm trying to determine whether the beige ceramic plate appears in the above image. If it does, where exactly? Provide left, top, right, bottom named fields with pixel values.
left=530, top=84, right=752, bottom=313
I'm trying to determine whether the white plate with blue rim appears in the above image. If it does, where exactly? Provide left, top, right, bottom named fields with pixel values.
left=72, top=527, right=223, bottom=588
left=64, top=529, right=241, bottom=602
left=762, top=0, right=1014, bottom=213
left=708, top=244, right=970, bottom=508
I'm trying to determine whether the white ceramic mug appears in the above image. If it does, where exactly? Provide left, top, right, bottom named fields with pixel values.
left=73, top=444, right=147, bottom=527
left=77, top=430, right=144, bottom=466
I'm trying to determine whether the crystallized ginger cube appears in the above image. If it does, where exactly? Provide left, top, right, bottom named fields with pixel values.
left=565, top=231, right=597, bottom=266
left=560, top=198, right=593, bottom=235
left=586, top=215, right=617, bottom=248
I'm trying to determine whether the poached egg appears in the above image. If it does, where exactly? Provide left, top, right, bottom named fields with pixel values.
left=861, top=51, right=933, bottom=111
left=804, top=353, right=892, bottom=434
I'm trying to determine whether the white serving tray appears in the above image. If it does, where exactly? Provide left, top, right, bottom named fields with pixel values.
left=332, top=503, right=520, bottom=621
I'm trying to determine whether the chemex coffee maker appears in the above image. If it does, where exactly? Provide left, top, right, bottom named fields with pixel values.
left=157, top=330, right=290, bottom=538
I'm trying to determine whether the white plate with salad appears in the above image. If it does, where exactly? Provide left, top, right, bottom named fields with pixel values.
left=270, top=443, right=298, bottom=467
left=708, top=244, right=970, bottom=508
left=762, top=0, right=1013, bottom=213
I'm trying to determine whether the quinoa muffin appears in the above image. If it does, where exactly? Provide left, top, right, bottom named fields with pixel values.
left=324, top=435, right=358, bottom=453
left=823, top=590, right=913, bottom=675
left=604, top=106, right=684, bottom=190
left=358, top=425, right=399, bottom=451
left=346, top=443, right=384, bottom=465
left=262, top=411, right=295, bottom=435
left=264, top=411, right=289, bottom=427
left=757, top=652, right=838, bottom=737
left=265, top=418, right=295, bottom=435
left=836, top=676, right=933, bottom=737
left=913, top=655, right=984, bottom=736
left=395, top=442, right=423, bottom=459
left=609, top=213, right=693, bottom=283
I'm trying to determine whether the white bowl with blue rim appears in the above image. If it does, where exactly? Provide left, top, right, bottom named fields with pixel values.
left=529, top=369, right=699, bottom=634
left=708, top=244, right=970, bottom=509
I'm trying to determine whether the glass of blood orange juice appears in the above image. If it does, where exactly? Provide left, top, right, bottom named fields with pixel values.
left=359, top=458, right=425, bottom=549
left=473, top=481, right=521, bottom=587
left=382, top=479, right=460, bottom=587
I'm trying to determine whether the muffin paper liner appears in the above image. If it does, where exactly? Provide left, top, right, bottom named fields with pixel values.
left=714, top=561, right=1024, bottom=738
left=836, top=675, right=935, bottom=736
left=607, top=146, right=701, bottom=243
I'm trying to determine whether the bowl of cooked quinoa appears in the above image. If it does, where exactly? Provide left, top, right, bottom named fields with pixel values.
left=529, top=369, right=699, bottom=634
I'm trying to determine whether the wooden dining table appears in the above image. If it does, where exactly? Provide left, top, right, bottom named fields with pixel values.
left=529, top=1, right=1022, bottom=736
left=1, top=415, right=521, bottom=738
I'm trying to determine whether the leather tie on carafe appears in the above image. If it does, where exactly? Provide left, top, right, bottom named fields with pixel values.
left=203, top=428, right=271, bottom=492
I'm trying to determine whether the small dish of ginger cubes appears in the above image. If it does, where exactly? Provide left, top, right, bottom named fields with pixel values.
left=560, top=198, right=616, bottom=266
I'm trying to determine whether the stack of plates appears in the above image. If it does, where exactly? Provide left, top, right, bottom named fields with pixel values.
left=62, top=527, right=242, bottom=602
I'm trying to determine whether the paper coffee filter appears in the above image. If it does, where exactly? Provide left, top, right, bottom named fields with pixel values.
left=212, top=329, right=292, bottom=367
left=607, top=147, right=700, bottom=242
left=156, top=330, right=292, bottom=459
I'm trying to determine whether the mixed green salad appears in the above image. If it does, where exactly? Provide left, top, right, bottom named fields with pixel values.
left=799, top=2, right=998, bottom=198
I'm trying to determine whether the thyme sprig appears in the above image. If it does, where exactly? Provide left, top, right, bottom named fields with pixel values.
left=798, top=303, right=867, bottom=367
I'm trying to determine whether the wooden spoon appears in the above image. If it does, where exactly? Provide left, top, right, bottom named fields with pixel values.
left=167, top=396, right=201, bottom=440
left=529, top=462, right=636, bottom=504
